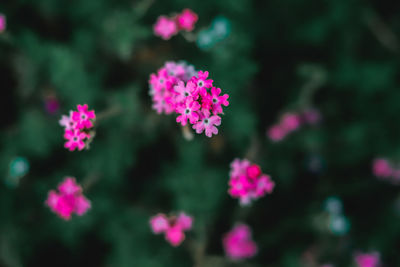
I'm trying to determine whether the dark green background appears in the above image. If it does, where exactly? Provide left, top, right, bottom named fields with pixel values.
left=1, top=0, right=400, bottom=266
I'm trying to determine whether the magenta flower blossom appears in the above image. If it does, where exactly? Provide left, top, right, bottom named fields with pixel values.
left=0, top=15, right=6, bottom=33
left=280, top=112, right=302, bottom=131
left=149, top=63, right=229, bottom=138
left=174, top=80, right=198, bottom=103
left=176, top=9, right=198, bottom=32
left=354, top=252, right=381, bottom=267
left=267, top=125, right=287, bottom=142
left=149, top=212, right=193, bottom=247
left=150, top=213, right=170, bottom=234
left=210, top=87, right=229, bottom=114
left=223, top=224, right=258, bottom=261
left=153, top=16, right=178, bottom=40
left=372, top=158, right=392, bottom=178
left=228, top=159, right=275, bottom=205
left=72, top=104, right=96, bottom=129
left=191, top=70, right=213, bottom=97
left=60, top=104, right=96, bottom=151
left=192, top=110, right=221, bottom=138
left=176, top=97, right=201, bottom=126
left=59, top=111, right=77, bottom=131
left=64, top=129, right=88, bottom=151
left=45, top=177, right=91, bottom=220
left=267, top=108, right=321, bottom=142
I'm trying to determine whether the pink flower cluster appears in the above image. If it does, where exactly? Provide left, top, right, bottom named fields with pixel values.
left=45, top=177, right=91, bottom=220
left=354, top=252, right=381, bottom=267
left=228, top=159, right=275, bottom=205
left=372, top=158, right=400, bottom=184
left=59, top=104, right=96, bottom=151
left=149, top=61, right=229, bottom=138
left=0, top=14, right=6, bottom=33
left=154, top=9, right=198, bottom=40
left=149, top=212, right=193, bottom=247
left=223, top=224, right=258, bottom=261
left=267, top=108, right=321, bottom=142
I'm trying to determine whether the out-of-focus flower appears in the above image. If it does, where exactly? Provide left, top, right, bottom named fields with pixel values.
left=45, top=177, right=91, bottom=220
left=149, top=212, right=193, bottom=247
left=354, top=252, right=381, bottom=267
left=153, top=16, right=178, bottom=40
left=223, top=224, right=258, bottom=261
left=176, top=9, right=198, bottom=32
left=228, top=158, right=275, bottom=205
left=0, top=14, right=6, bottom=33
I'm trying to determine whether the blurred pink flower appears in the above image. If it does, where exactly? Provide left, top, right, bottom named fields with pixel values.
left=223, top=224, right=258, bottom=261
left=176, top=9, right=198, bottom=31
left=267, top=125, right=287, bottom=142
left=0, top=15, right=6, bottom=33
left=45, top=177, right=91, bottom=220
left=281, top=112, right=302, bottom=131
left=153, top=16, right=178, bottom=40
left=228, top=159, right=274, bottom=205
left=355, top=252, right=380, bottom=267
left=150, top=213, right=170, bottom=234
left=149, top=212, right=193, bottom=247
left=372, top=158, right=392, bottom=178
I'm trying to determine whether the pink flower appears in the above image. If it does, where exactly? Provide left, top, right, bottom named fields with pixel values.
left=255, top=175, right=275, bottom=196
left=176, top=9, right=198, bottom=32
left=223, top=224, right=258, bottom=261
left=176, top=212, right=193, bottom=231
left=59, top=111, right=77, bottom=131
left=154, top=16, right=178, bottom=40
left=149, top=212, right=193, bottom=247
left=0, top=15, right=6, bottom=33
left=267, top=125, right=287, bottom=142
left=192, top=110, right=221, bottom=138
left=64, top=129, right=88, bottom=151
left=174, top=80, right=198, bottom=103
left=228, top=159, right=274, bottom=205
left=72, top=104, right=96, bottom=130
left=165, top=225, right=185, bottom=247
left=191, top=71, right=213, bottom=97
left=45, top=177, right=91, bottom=220
left=281, top=112, right=302, bottom=131
left=149, top=63, right=228, bottom=138
left=58, top=177, right=82, bottom=195
left=176, top=97, right=201, bottom=126
left=210, top=87, right=229, bottom=114
left=246, top=164, right=261, bottom=179
left=372, top=158, right=392, bottom=178
left=74, top=195, right=91, bottom=216
left=150, top=213, right=170, bottom=234
left=355, top=252, right=380, bottom=267
left=230, top=158, right=251, bottom=178
left=229, top=175, right=252, bottom=197
left=165, top=61, right=186, bottom=78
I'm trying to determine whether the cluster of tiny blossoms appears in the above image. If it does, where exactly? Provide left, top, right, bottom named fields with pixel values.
left=354, top=252, right=381, bottom=267
left=45, top=177, right=91, bottom=220
left=228, top=159, right=275, bottom=205
left=267, top=108, right=321, bottom=142
left=372, top=158, right=400, bottom=184
left=223, top=224, right=258, bottom=261
left=154, top=9, right=198, bottom=40
left=59, top=104, right=96, bottom=151
left=149, top=61, right=229, bottom=138
left=149, top=212, right=193, bottom=247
